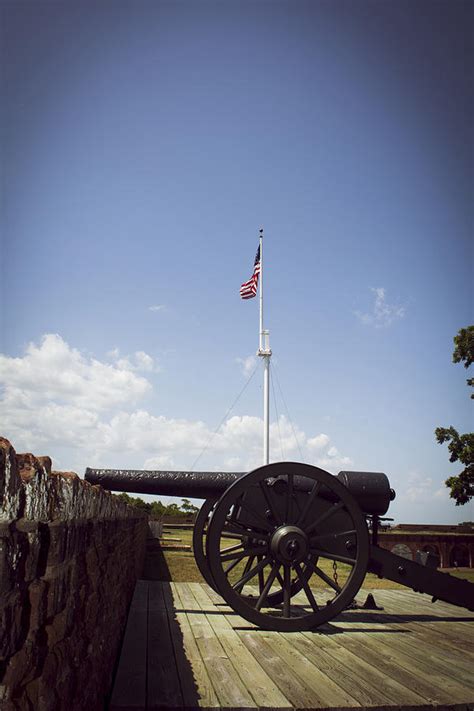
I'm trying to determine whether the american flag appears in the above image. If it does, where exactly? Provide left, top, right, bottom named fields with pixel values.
left=240, top=245, right=261, bottom=299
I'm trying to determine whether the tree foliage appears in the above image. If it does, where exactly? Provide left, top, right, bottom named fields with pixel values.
left=452, top=325, right=474, bottom=396
left=436, top=325, right=474, bottom=505
left=116, top=492, right=199, bottom=518
left=180, top=498, right=199, bottom=514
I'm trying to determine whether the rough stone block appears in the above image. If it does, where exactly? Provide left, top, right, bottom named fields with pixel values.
left=1, top=632, right=45, bottom=692
left=24, top=678, right=39, bottom=709
left=37, top=457, right=52, bottom=476
left=83, top=591, right=100, bottom=638
left=0, top=438, right=24, bottom=522
left=44, top=566, right=71, bottom=619
left=36, top=672, right=60, bottom=711
left=0, top=524, right=14, bottom=597
left=17, top=454, right=50, bottom=522
left=45, top=608, right=70, bottom=648
left=14, top=520, right=42, bottom=582
left=0, top=590, right=29, bottom=661
left=28, top=580, right=48, bottom=633
left=46, top=520, right=67, bottom=567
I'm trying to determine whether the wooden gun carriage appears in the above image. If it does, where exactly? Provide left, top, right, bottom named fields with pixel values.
left=85, top=462, right=474, bottom=631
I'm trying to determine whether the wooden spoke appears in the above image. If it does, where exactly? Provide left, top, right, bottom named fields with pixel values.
left=275, top=567, right=285, bottom=588
left=295, top=562, right=319, bottom=611
left=305, top=558, right=342, bottom=593
left=220, top=531, right=247, bottom=541
left=309, top=548, right=356, bottom=566
left=232, top=556, right=271, bottom=592
left=259, top=480, right=282, bottom=525
left=235, top=496, right=273, bottom=532
left=220, top=542, right=245, bottom=554
left=255, top=563, right=281, bottom=611
left=220, top=546, right=266, bottom=563
left=309, top=529, right=356, bottom=543
left=223, top=520, right=270, bottom=540
left=296, top=480, right=321, bottom=527
left=283, top=564, right=291, bottom=618
left=224, top=553, right=250, bottom=576
left=285, top=473, right=294, bottom=524
left=305, top=501, right=345, bottom=535
left=292, top=494, right=302, bottom=516
left=257, top=555, right=265, bottom=593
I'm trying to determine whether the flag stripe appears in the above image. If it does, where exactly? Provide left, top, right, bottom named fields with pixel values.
left=240, top=245, right=261, bottom=300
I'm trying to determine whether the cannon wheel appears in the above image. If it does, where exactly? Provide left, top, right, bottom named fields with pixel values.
left=193, top=498, right=218, bottom=591
left=206, top=462, right=370, bottom=631
left=193, top=496, right=316, bottom=604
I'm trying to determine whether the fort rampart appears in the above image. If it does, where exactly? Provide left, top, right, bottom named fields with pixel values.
left=0, top=437, right=148, bottom=711
left=378, top=531, right=474, bottom=568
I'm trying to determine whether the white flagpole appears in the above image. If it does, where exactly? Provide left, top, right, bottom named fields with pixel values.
left=257, top=228, right=271, bottom=465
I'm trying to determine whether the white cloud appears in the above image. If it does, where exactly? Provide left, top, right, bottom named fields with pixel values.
left=108, top=347, right=160, bottom=373
left=148, top=305, right=166, bottom=312
left=236, top=355, right=258, bottom=378
left=0, top=334, right=151, bottom=413
left=143, top=454, right=176, bottom=469
left=0, top=334, right=353, bottom=478
left=307, top=434, right=330, bottom=450
left=355, top=287, right=405, bottom=328
left=399, top=471, right=435, bottom=503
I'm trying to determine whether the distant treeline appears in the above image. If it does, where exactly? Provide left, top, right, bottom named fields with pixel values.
left=116, top=492, right=199, bottom=519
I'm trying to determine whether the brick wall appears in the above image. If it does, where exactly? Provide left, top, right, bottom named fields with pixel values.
left=0, top=437, right=148, bottom=711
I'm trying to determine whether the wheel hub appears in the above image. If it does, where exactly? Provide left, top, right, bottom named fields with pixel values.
left=270, top=525, right=309, bottom=564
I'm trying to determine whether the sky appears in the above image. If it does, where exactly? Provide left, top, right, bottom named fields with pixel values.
left=1, top=0, right=472, bottom=523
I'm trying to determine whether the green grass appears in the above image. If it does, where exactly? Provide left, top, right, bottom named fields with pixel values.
left=151, top=526, right=474, bottom=589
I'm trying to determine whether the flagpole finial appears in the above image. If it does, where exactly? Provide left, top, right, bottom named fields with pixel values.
left=259, top=228, right=263, bottom=235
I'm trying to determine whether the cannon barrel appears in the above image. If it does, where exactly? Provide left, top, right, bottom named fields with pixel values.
left=85, top=466, right=394, bottom=516
left=84, top=468, right=244, bottom=500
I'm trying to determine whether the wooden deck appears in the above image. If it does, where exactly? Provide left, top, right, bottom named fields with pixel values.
left=109, top=581, right=474, bottom=710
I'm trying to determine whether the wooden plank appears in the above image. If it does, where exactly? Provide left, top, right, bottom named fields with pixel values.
left=334, top=631, right=472, bottom=707
left=147, top=582, right=184, bottom=709
left=178, top=582, right=257, bottom=708
left=377, top=589, right=474, bottom=643
left=110, top=583, right=474, bottom=711
left=188, top=582, right=218, bottom=612
left=356, top=591, right=474, bottom=685
left=330, top=626, right=474, bottom=704
left=109, top=580, right=149, bottom=711
left=201, top=583, right=223, bottom=605
left=379, top=587, right=474, bottom=619
left=376, top=615, right=474, bottom=675
left=167, top=583, right=220, bottom=709
left=191, top=583, right=293, bottom=710
left=382, top=586, right=474, bottom=618
left=260, top=631, right=363, bottom=708
left=238, top=631, right=331, bottom=709
left=291, top=631, right=407, bottom=707
left=316, top=593, right=474, bottom=706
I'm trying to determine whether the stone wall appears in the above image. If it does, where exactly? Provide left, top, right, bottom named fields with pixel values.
left=0, top=437, right=148, bottom=711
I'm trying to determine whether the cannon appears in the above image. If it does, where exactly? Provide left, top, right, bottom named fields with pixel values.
left=85, top=462, right=474, bottom=631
